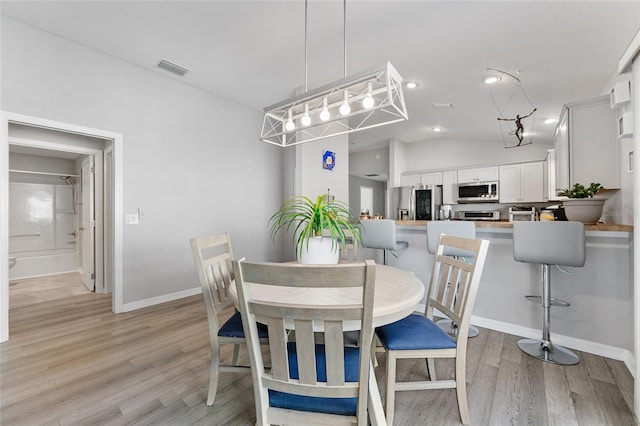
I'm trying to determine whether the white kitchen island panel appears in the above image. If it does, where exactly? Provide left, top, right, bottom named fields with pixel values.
left=371, top=222, right=634, bottom=366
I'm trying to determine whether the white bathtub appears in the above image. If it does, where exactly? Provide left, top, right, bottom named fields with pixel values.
left=9, top=252, right=80, bottom=280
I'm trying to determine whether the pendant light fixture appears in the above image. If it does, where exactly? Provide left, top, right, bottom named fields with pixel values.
left=260, top=0, right=408, bottom=148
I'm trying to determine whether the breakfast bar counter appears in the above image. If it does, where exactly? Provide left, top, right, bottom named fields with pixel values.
left=359, top=220, right=634, bottom=367
left=395, top=220, right=633, bottom=233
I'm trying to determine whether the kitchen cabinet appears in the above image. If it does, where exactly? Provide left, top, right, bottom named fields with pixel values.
left=400, top=172, right=442, bottom=187
left=457, top=166, right=499, bottom=184
left=442, top=170, right=458, bottom=204
left=499, top=162, right=544, bottom=203
left=400, top=174, right=420, bottom=187
left=420, top=172, right=442, bottom=186
left=554, top=96, right=619, bottom=190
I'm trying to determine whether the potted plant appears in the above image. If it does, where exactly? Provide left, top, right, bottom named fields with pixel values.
left=269, top=192, right=362, bottom=264
left=558, top=182, right=605, bottom=224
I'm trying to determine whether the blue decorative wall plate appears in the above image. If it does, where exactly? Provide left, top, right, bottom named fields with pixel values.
left=323, top=150, right=335, bottom=170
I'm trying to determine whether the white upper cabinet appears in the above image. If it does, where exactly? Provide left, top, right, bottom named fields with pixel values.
left=420, top=172, right=442, bottom=186
left=400, top=172, right=442, bottom=187
left=457, top=166, right=499, bottom=184
left=499, top=162, right=544, bottom=203
left=554, top=96, right=619, bottom=190
left=442, top=170, right=458, bottom=205
left=400, top=174, right=421, bottom=187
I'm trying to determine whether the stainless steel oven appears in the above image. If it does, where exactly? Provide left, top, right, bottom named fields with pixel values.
left=456, top=210, right=501, bottom=221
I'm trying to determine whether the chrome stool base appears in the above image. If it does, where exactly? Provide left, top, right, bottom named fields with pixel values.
left=436, top=318, right=479, bottom=338
left=517, top=338, right=579, bottom=365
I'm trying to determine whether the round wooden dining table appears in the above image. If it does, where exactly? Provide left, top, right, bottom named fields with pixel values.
left=229, top=262, right=424, bottom=426
left=229, top=263, right=425, bottom=330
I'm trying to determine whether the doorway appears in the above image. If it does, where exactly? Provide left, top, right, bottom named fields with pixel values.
left=1, top=111, right=123, bottom=342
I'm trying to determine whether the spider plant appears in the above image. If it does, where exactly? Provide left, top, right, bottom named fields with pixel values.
left=558, top=182, right=604, bottom=198
left=269, top=193, right=362, bottom=259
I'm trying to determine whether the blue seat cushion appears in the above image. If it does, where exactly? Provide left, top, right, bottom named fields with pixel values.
left=376, top=314, right=457, bottom=350
left=269, top=342, right=360, bottom=416
left=218, top=310, right=268, bottom=339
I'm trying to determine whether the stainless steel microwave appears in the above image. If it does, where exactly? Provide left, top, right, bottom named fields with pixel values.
left=457, top=181, right=499, bottom=203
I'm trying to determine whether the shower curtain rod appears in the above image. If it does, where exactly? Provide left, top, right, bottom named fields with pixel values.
left=9, top=169, right=79, bottom=178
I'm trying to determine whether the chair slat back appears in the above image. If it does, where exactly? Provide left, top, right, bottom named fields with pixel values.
left=190, top=233, right=235, bottom=324
left=233, top=259, right=376, bottom=424
left=322, top=229, right=359, bottom=262
left=426, top=234, right=489, bottom=339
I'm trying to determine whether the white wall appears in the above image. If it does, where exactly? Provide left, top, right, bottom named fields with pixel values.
left=1, top=17, right=284, bottom=304
left=295, top=134, right=349, bottom=203
left=401, top=137, right=552, bottom=172
left=349, top=147, right=389, bottom=178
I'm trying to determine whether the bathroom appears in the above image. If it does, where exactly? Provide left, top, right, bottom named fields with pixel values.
left=8, top=147, right=86, bottom=283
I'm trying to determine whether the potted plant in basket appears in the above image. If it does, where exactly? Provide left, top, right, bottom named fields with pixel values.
left=269, top=192, right=362, bottom=264
left=558, top=182, right=605, bottom=224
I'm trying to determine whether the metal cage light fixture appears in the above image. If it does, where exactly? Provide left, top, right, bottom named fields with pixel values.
left=260, top=1, right=408, bottom=148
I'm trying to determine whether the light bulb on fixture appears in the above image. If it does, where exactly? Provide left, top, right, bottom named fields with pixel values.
left=320, top=97, right=331, bottom=121
left=301, top=103, right=311, bottom=126
left=362, top=82, right=375, bottom=109
left=433, top=127, right=442, bottom=132
left=405, top=81, right=418, bottom=89
left=339, top=90, right=351, bottom=115
left=484, top=75, right=502, bottom=84
left=285, top=109, right=295, bottom=131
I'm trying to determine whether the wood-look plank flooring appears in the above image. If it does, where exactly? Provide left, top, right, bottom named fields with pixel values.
left=1, top=274, right=636, bottom=425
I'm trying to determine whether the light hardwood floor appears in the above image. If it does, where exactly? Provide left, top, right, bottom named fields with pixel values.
left=1, top=274, right=636, bottom=425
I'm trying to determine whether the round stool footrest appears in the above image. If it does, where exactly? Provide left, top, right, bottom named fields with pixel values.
left=524, top=295, right=570, bottom=307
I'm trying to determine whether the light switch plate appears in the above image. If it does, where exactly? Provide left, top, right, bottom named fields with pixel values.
left=125, top=214, right=139, bottom=225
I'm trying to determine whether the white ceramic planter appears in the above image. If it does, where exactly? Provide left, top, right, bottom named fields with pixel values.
left=298, top=236, right=339, bottom=264
left=562, top=199, right=605, bottom=224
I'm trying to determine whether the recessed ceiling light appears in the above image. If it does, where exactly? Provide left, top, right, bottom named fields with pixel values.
left=544, top=118, right=557, bottom=125
left=484, top=75, right=502, bottom=84
left=405, top=81, right=418, bottom=89
left=432, top=103, right=453, bottom=108
left=433, top=127, right=442, bottom=132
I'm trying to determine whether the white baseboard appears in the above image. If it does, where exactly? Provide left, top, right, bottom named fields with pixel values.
left=416, top=303, right=635, bottom=377
left=122, top=287, right=202, bottom=312
left=471, top=315, right=636, bottom=377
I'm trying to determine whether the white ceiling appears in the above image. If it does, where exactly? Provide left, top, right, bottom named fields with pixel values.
left=1, top=1, right=639, bottom=153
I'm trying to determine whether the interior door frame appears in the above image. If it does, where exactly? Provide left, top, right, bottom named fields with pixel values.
left=0, top=111, right=123, bottom=342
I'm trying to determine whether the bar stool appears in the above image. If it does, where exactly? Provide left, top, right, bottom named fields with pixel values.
left=427, top=221, right=480, bottom=338
left=513, top=221, right=586, bottom=365
left=360, top=219, right=408, bottom=265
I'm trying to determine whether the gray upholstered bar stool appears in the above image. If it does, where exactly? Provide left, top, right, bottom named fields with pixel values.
left=360, top=219, right=408, bottom=265
left=513, top=221, right=586, bottom=365
left=427, top=221, right=480, bottom=338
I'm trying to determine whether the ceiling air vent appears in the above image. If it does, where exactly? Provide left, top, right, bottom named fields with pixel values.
left=156, top=59, right=189, bottom=77
left=365, top=174, right=379, bottom=177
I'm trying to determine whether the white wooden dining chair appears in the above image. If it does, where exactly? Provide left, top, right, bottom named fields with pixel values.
left=190, top=233, right=268, bottom=406
left=233, top=259, right=377, bottom=426
left=375, top=234, right=490, bottom=425
left=322, top=228, right=359, bottom=262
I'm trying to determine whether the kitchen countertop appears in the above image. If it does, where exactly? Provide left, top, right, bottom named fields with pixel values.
left=395, top=220, right=633, bottom=233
